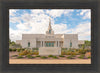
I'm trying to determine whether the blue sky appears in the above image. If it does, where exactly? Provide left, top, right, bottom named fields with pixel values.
left=9, top=9, right=91, bottom=41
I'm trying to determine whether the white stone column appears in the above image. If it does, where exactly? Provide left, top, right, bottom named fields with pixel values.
left=55, top=41, right=57, bottom=47
left=43, top=41, right=45, bottom=47
left=41, top=41, right=42, bottom=47
left=58, top=41, right=59, bottom=47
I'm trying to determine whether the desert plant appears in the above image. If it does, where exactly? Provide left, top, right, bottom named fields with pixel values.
left=59, top=55, right=65, bottom=57
left=78, top=54, right=85, bottom=59
left=87, top=56, right=91, bottom=59
left=41, top=56, right=47, bottom=59
left=78, top=49, right=86, bottom=54
left=11, top=55, right=18, bottom=57
left=18, top=50, right=33, bottom=56
left=17, top=56, right=23, bottom=59
left=12, top=48, right=16, bottom=51
left=61, top=50, right=67, bottom=55
left=17, top=49, right=21, bottom=52
left=36, top=55, right=41, bottom=57
left=48, top=55, right=53, bottom=57
left=33, top=51, right=39, bottom=55
left=27, top=55, right=34, bottom=59
left=52, top=56, right=58, bottom=59
left=67, top=55, right=74, bottom=59
left=9, top=48, right=12, bottom=51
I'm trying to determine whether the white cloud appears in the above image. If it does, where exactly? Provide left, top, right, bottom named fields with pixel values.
left=71, top=22, right=91, bottom=40
left=9, top=9, right=19, bottom=16
left=46, top=9, right=74, bottom=18
left=10, top=17, right=21, bottom=23
left=52, top=24, right=68, bottom=34
left=80, top=9, right=91, bottom=19
left=31, top=9, right=44, bottom=15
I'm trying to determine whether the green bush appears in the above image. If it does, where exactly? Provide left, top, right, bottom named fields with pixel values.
left=59, top=55, right=65, bottom=57
left=48, top=55, right=53, bottom=57
left=41, top=56, right=47, bottom=59
left=17, top=56, right=23, bottom=59
left=9, top=48, right=12, bottom=51
left=67, top=55, right=74, bottom=59
left=11, top=55, right=18, bottom=57
left=12, top=48, right=16, bottom=51
left=36, top=55, right=41, bottom=57
left=17, top=49, right=21, bottom=52
left=78, top=54, right=85, bottom=59
left=87, top=56, right=91, bottom=59
left=33, top=48, right=39, bottom=50
left=52, top=56, right=58, bottom=59
left=27, top=55, right=34, bottom=59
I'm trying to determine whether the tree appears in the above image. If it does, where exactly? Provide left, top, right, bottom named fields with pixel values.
left=84, top=40, right=91, bottom=48
left=9, top=39, right=11, bottom=44
left=11, top=41, right=16, bottom=46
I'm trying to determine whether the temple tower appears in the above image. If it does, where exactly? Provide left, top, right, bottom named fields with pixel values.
left=46, top=17, right=54, bottom=35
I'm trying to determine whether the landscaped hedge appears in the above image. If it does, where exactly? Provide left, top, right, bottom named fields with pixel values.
left=12, top=48, right=16, bottom=51
left=9, top=48, right=12, bottom=51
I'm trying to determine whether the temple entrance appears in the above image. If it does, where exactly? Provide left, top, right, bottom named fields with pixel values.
left=45, top=41, right=54, bottom=47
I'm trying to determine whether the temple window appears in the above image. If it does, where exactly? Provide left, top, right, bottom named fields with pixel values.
left=28, top=42, right=30, bottom=47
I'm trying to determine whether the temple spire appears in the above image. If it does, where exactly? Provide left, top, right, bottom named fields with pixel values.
left=48, top=17, right=52, bottom=30
left=46, top=17, right=54, bottom=35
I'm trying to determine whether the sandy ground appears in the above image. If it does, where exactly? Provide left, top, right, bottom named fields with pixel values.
left=9, top=59, right=91, bottom=64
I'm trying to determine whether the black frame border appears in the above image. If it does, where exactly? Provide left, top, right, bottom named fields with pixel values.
left=0, top=0, right=99, bottom=73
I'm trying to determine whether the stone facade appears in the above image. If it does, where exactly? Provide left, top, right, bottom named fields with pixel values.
left=39, top=47, right=61, bottom=55
left=16, top=18, right=79, bottom=49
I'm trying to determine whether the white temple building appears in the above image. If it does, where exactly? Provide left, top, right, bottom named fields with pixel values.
left=16, top=18, right=79, bottom=49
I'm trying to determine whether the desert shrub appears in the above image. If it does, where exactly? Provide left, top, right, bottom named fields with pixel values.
left=17, top=56, right=23, bottom=59
left=9, top=48, right=12, bottom=51
left=61, top=50, right=67, bottom=55
left=22, top=48, right=25, bottom=51
left=78, top=49, right=87, bottom=54
left=33, top=51, right=39, bottom=55
left=27, top=55, right=34, bottom=59
left=41, top=56, right=47, bottom=59
left=19, top=50, right=33, bottom=56
left=84, top=49, right=91, bottom=52
left=62, top=48, right=68, bottom=50
left=27, top=52, right=34, bottom=55
left=36, top=55, right=41, bottom=57
left=33, top=48, right=39, bottom=51
left=19, top=50, right=29, bottom=56
left=74, top=49, right=78, bottom=51
left=87, top=56, right=91, bottom=59
left=48, top=55, right=53, bottom=57
left=66, top=52, right=71, bottom=55
left=11, top=55, right=18, bottom=57
left=71, top=52, right=77, bottom=55
left=59, top=55, right=65, bottom=57
left=52, top=56, right=58, bottom=59
left=17, top=49, right=21, bottom=52
left=78, top=54, right=85, bottom=59
left=12, top=48, right=16, bottom=51
left=66, top=51, right=77, bottom=55
left=67, top=55, right=74, bottom=59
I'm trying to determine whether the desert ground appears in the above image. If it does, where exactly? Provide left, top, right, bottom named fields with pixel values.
left=9, top=51, right=91, bottom=64
left=9, top=59, right=91, bottom=64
